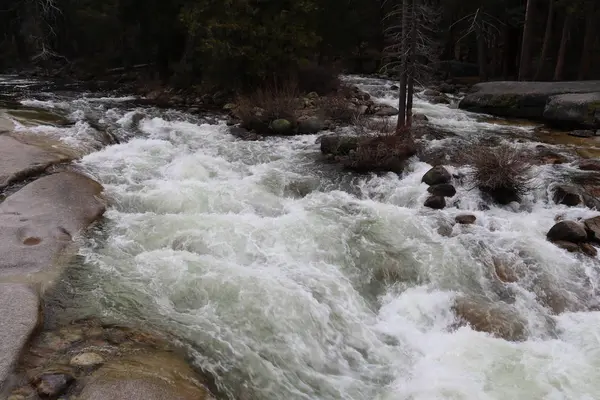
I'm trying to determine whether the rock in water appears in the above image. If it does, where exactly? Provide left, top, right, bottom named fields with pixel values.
left=569, top=130, right=596, bottom=138
left=553, top=240, right=580, bottom=252
left=70, top=352, right=105, bottom=368
left=424, top=195, right=446, bottom=209
left=413, top=113, right=429, bottom=122
left=34, top=373, right=74, bottom=397
left=578, top=160, right=600, bottom=171
left=452, top=296, right=527, bottom=341
left=584, top=216, right=600, bottom=243
left=547, top=220, right=588, bottom=243
left=428, top=183, right=456, bottom=197
left=319, top=134, right=359, bottom=156
left=580, top=243, right=598, bottom=257
left=297, top=117, right=325, bottom=134
left=455, top=214, right=477, bottom=225
left=374, top=105, right=399, bottom=117
left=552, top=185, right=582, bottom=206
left=422, top=166, right=451, bottom=186
left=269, top=119, right=293, bottom=135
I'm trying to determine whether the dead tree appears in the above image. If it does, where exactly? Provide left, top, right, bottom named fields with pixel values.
left=381, top=0, right=440, bottom=132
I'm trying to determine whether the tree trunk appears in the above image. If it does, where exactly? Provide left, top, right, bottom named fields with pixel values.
left=406, top=0, right=417, bottom=128
left=534, top=0, right=554, bottom=81
left=578, top=5, right=596, bottom=80
left=553, top=12, right=572, bottom=81
left=474, top=10, right=488, bottom=81
left=396, top=0, right=408, bottom=132
left=518, top=0, right=535, bottom=81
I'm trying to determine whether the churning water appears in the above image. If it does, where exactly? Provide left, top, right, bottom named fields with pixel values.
left=5, top=76, right=600, bottom=399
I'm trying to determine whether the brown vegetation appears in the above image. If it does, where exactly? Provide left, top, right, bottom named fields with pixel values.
left=464, top=145, right=531, bottom=204
left=353, top=116, right=396, bottom=135
left=341, top=134, right=417, bottom=173
left=235, top=84, right=300, bottom=133
left=317, top=94, right=358, bottom=123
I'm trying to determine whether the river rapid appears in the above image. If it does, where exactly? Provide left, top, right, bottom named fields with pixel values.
left=2, top=75, right=600, bottom=400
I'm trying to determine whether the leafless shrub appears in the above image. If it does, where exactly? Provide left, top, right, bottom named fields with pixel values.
left=235, top=83, right=300, bottom=132
left=341, top=134, right=417, bottom=173
left=464, top=144, right=532, bottom=204
left=317, top=95, right=358, bottom=123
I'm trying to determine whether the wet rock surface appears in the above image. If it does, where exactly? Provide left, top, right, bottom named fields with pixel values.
left=0, top=135, right=71, bottom=189
left=547, top=220, right=588, bottom=243
left=421, top=166, right=451, bottom=186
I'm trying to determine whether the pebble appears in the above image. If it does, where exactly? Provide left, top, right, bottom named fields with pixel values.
left=70, top=352, right=104, bottom=367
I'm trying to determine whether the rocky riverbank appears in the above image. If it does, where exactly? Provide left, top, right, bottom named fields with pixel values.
left=0, top=110, right=219, bottom=399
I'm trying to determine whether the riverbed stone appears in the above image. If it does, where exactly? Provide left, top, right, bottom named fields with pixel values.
left=552, top=240, right=580, bottom=252
left=0, top=284, right=39, bottom=388
left=79, top=352, right=215, bottom=400
left=0, top=172, right=105, bottom=279
left=580, top=243, right=598, bottom=257
left=70, top=352, right=104, bottom=368
left=269, top=119, right=293, bottom=135
left=319, top=134, right=360, bottom=156
left=578, top=160, right=600, bottom=171
left=424, top=195, right=446, bottom=209
left=422, top=166, right=451, bottom=186
left=427, top=183, right=456, bottom=197
left=373, top=105, right=399, bottom=117
left=455, top=214, right=477, bottom=225
left=584, top=216, right=600, bottom=243
left=34, top=372, right=74, bottom=398
left=569, top=130, right=597, bottom=138
left=544, top=92, right=600, bottom=129
left=0, top=114, right=15, bottom=132
left=0, top=135, right=71, bottom=189
left=452, top=296, right=527, bottom=341
left=552, top=185, right=582, bottom=206
left=547, top=220, right=588, bottom=243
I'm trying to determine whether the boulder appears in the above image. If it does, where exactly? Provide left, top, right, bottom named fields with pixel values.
left=455, top=214, right=477, bottom=225
left=459, top=81, right=600, bottom=123
left=547, top=220, right=588, bottom=243
left=0, top=135, right=72, bottom=189
left=0, top=284, right=39, bottom=387
left=552, top=185, right=582, bottom=206
left=319, top=134, right=359, bottom=156
left=452, top=296, right=527, bottom=341
left=424, top=195, right=446, bottom=209
left=422, top=166, right=451, bottom=186
left=297, top=117, right=325, bottom=134
left=34, top=372, right=75, bottom=397
left=584, top=216, right=600, bottom=243
left=413, top=113, right=429, bottom=122
left=543, top=92, right=600, bottom=129
left=79, top=352, right=214, bottom=400
left=423, top=89, right=443, bottom=97
left=374, top=105, right=399, bottom=117
left=0, top=114, right=15, bottom=132
left=427, top=183, right=456, bottom=197
left=0, top=172, right=105, bottom=279
left=269, top=119, right=294, bottom=135
left=390, top=85, right=399, bottom=91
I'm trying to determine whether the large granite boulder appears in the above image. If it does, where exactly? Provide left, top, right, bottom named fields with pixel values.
left=543, top=92, right=600, bottom=129
left=459, top=81, right=600, bottom=125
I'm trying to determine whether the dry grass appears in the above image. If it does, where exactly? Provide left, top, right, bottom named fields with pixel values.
left=235, top=83, right=300, bottom=132
left=316, top=94, right=358, bottom=123
left=464, top=144, right=532, bottom=204
left=342, top=134, right=417, bottom=173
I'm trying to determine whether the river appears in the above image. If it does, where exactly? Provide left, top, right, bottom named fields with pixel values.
left=2, top=75, right=600, bottom=400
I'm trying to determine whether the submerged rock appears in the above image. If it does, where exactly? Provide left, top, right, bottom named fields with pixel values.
left=552, top=240, right=580, bottom=252
left=427, top=183, right=456, bottom=197
left=421, top=166, right=451, bottom=186
left=424, top=195, right=446, bottom=209
left=579, top=159, right=600, bottom=171
left=34, top=372, right=74, bottom=397
left=569, top=130, right=597, bottom=138
left=580, top=243, right=598, bottom=257
left=452, top=296, right=527, bottom=341
left=547, top=220, right=588, bottom=243
left=70, top=352, right=104, bottom=368
left=455, top=214, right=477, bottom=225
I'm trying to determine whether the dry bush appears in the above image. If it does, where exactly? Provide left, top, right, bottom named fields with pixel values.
left=464, top=145, right=532, bottom=204
left=297, top=64, right=341, bottom=95
left=342, top=134, right=417, bottom=173
left=317, top=95, right=358, bottom=123
left=235, top=83, right=300, bottom=132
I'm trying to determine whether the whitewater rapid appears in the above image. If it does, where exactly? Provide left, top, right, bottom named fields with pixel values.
left=5, top=76, right=600, bottom=400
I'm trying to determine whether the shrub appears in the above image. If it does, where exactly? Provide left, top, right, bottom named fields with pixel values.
left=464, top=145, right=531, bottom=204
left=297, top=64, right=340, bottom=95
left=235, top=83, right=300, bottom=133
left=341, top=134, right=417, bottom=173
left=317, top=94, right=358, bottom=123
